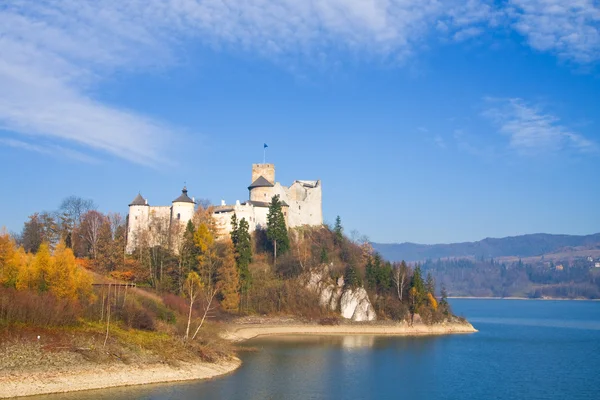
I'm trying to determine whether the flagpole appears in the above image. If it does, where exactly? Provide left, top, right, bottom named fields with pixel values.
left=263, top=145, right=266, bottom=164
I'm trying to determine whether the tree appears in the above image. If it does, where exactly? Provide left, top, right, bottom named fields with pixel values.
left=344, top=264, right=362, bottom=288
left=409, top=264, right=426, bottom=314
left=230, top=213, right=239, bottom=247
left=183, top=271, right=203, bottom=341
left=266, top=195, right=289, bottom=264
left=194, top=223, right=217, bottom=289
left=440, top=284, right=450, bottom=315
left=177, top=220, right=198, bottom=293
left=21, top=213, right=47, bottom=253
left=425, top=272, right=435, bottom=296
left=58, top=196, right=96, bottom=247
left=392, top=261, right=408, bottom=302
left=365, top=257, right=376, bottom=289
left=48, top=242, right=79, bottom=301
left=217, top=241, right=240, bottom=312
left=0, top=232, right=20, bottom=288
left=333, top=216, right=344, bottom=245
left=234, top=218, right=252, bottom=297
left=79, top=210, right=106, bottom=259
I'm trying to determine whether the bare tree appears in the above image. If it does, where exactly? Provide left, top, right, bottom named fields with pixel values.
left=392, top=261, right=408, bottom=302
left=80, top=210, right=106, bottom=259
left=60, top=196, right=97, bottom=225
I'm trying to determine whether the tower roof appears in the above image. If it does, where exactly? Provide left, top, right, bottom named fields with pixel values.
left=248, top=176, right=274, bottom=190
left=129, top=193, right=148, bottom=206
left=173, top=186, right=195, bottom=203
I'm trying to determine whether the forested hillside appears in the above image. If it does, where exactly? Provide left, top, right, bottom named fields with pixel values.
left=373, top=233, right=600, bottom=262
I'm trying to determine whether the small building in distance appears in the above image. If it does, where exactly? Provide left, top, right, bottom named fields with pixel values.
left=212, top=163, right=322, bottom=237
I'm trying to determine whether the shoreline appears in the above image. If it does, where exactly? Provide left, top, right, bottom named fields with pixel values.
left=222, top=321, right=478, bottom=342
left=0, top=321, right=475, bottom=398
left=0, top=358, right=241, bottom=399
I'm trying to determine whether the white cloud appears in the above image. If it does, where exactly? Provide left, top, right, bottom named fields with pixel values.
left=508, top=0, right=600, bottom=63
left=483, top=98, right=597, bottom=156
left=0, top=1, right=598, bottom=165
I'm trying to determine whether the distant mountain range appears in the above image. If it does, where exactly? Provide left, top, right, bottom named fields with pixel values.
left=372, top=233, right=600, bottom=262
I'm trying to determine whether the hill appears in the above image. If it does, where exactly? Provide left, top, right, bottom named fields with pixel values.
left=372, top=233, right=600, bottom=262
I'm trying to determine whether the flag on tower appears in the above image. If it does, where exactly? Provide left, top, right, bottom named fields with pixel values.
left=264, top=143, right=268, bottom=149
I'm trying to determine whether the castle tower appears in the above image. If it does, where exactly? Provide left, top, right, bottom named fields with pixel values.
left=171, top=186, right=196, bottom=224
left=251, top=163, right=275, bottom=184
left=126, top=193, right=149, bottom=253
left=249, top=163, right=275, bottom=202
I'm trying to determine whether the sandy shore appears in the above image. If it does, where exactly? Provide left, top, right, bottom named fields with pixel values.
left=222, top=321, right=477, bottom=341
left=0, top=358, right=241, bottom=399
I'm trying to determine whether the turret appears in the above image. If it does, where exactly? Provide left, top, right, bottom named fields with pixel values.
left=249, top=164, right=275, bottom=202
left=172, top=186, right=195, bottom=223
left=126, top=193, right=149, bottom=253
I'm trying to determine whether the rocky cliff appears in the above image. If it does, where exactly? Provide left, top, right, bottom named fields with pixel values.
left=306, top=268, right=376, bottom=322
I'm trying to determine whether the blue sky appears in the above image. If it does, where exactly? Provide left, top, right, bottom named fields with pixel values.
left=1, top=0, right=599, bottom=244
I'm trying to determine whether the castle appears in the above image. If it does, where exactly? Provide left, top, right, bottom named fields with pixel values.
left=126, top=163, right=322, bottom=253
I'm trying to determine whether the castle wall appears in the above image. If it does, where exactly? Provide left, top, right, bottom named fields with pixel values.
left=285, top=181, right=322, bottom=228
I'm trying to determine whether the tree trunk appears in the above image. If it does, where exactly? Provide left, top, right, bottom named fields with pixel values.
left=185, top=289, right=195, bottom=341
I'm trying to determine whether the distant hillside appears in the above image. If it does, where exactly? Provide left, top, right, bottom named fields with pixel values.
left=373, top=233, right=600, bottom=262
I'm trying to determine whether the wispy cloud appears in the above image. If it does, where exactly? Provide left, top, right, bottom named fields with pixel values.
left=0, top=138, right=99, bottom=164
left=508, top=0, right=600, bottom=64
left=434, top=134, right=446, bottom=148
left=0, top=1, right=598, bottom=165
left=483, top=98, right=597, bottom=156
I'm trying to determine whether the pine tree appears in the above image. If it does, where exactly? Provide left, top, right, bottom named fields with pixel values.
left=344, top=264, right=362, bottom=288
left=235, top=218, right=252, bottom=293
left=230, top=213, right=239, bottom=247
left=409, top=264, right=426, bottom=314
left=365, top=257, right=376, bottom=289
left=425, top=271, right=435, bottom=295
left=266, top=195, right=289, bottom=263
left=333, top=216, right=343, bottom=245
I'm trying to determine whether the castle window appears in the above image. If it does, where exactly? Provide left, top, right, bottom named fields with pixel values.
left=299, top=205, right=301, bottom=210
left=177, top=213, right=181, bottom=220
left=135, top=216, right=138, bottom=220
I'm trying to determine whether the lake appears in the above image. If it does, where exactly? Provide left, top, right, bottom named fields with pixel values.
left=38, top=299, right=600, bottom=400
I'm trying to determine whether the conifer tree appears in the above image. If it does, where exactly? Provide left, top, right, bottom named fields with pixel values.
left=344, top=264, right=362, bottom=288
left=230, top=213, right=239, bottom=247
left=425, top=272, right=435, bottom=295
left=235, top=218, right=252, bottom=293
left=266, top=195, right=289, bottom=263
left=333, top=216, right=343, bottom=245
left=365, top=257, right=376, bottom=289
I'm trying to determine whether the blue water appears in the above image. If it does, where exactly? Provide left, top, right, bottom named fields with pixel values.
left=39, top=299, right=600, bottom=399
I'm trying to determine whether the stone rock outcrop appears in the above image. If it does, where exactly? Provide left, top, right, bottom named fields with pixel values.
left=306, top=268, right=376, bottom=322
left=340, top=287, right=377, bottom=322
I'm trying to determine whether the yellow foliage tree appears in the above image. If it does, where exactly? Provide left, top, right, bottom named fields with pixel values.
left=48, top=242, right=79, bottom=301
left=0, top=232, right=18, bottom=287
left=217, top=241, right=240, bottom=312
left=427, top=292, right=438, bottom=311
left=194, top=223, right=217, bottom=288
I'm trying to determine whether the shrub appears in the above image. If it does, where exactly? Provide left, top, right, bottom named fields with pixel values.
left=0, top=288, right=81, bottom=326
left=119, top=301, right=156, bottom=331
